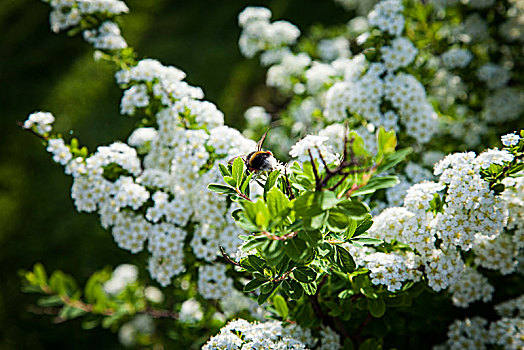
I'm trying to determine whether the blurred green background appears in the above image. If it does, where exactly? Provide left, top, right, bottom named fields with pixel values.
left=0, top=0, right=349, bottom=348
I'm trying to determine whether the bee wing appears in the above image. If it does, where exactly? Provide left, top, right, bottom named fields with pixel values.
left=257, top=129, right=269, bottom=151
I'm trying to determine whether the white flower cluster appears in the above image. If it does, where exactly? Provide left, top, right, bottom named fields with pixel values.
left=383, top=72, right=439, bottom=143
left=473, top=234, right=520, bottom=275
left=477, top=63, right=511, bottom=90
left=448, top=267, right=494, bottom=308
left=446, top=317, right=489, bottom=350
left=44, top=0, right=128, bottom=50
left=460, top=13, right=489, bottom=43
left=289, top=135, right=339, bottom=166
left=502, top=174, right=524, bottom=250
left=238, top=7, right=300, bottom=59
left=368, top=0, right=404, bottom=36
left=317, top=37, right=351, bottom=62
left=463, top=0, right=496, bottom=9
left=103, top=264, right=138, bottom=295
left=501, top=132, right=521, bottom=147
left=31, top=8, right=275, bottom=319
left=24, top=111, right=55, bottom=134
left=494, top=294, right=524, bottom=318
left=118, top=314, right=155, bottom=347
left=318, top=326, right=341, bottom=350
left=481, top=88, right=524, bottom=123
left=202, top=319, right=316, bottom=350
left=244, top=106, right=271, bottom=127
left=267, top=53, right=312, bottom=93
left=445, top=294, right=524, bottom=350
left=238, top=0, right=439, bottom=146
left=363, top=250, right=422, bottom=292
left=83, top=20, right=127, bottom=50
left=366, top=148, right=517, bottom=293
left=46, top=138, right=73, bottom=165
left=441, top=48, right=473, bottom=69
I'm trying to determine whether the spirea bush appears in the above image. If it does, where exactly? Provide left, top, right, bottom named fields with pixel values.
left=19, top=0, right=523, bottom=349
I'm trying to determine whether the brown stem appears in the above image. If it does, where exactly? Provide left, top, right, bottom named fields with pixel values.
left=35, top=287, right=177, bottom=320
left=261, top=231, right=298, bottom=241
left=220, top=245, right=242, bottom=267
left=308, top=148, right=322, bottom=191
left=235, top=188, right=253, bottom=202
left=284, top=168, right=295, bottom=200
left=271, top=268, right=295, bottom=283
left=17, top=121, right=49, bottom=141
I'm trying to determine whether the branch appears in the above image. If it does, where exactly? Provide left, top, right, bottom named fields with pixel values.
left=308, top=148, right=322, bottom=191
left=271, top=268, right=295, bottom=283
left=220, top=245, right=242, bottom=267
left=235, top=188, right=253, bottom=202
left=17, top=121, right=49, bottom=141
left=261, top=231, right=298, bottom=241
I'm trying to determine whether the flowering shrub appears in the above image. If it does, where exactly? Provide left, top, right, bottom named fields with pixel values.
left=19, top=0, right=523, bottom=349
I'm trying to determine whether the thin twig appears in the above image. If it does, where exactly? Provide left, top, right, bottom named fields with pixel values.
left=17, top=121, right=49, bottom=141
left=220, top=245, right=242, bottom=267
left=235, top=188, right=253, bottom=202
left=284, top=168, right=295, bottom=200
left=308, top=148, right=321, bottom=190
left=261, top=231, right=298, bottom=241
left=271, top=268, right=295, bottom=283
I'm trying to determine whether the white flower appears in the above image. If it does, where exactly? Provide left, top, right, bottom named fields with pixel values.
left=501, top=133, right=520, bottom=147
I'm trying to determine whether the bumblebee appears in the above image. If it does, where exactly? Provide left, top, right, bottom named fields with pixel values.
left=229, top=130, right=279, bottom=172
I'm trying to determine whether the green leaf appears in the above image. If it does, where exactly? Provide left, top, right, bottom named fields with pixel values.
left=353, top=214, right=373, bottom=237
left=244, top=279, right=267, bottom=292
left=241, top=172, right=255, bottom=193
left=207, top=183, right=236, bottom=195
left=232, top=157, right=245, bottom=188
left=301, top=282, right=318, bottom=295
left=34, top=263, right=47, bottom=286
left=377, top=127, right=397, bottom=155
left=345, top=219, right=358, bottom=239
left=59, top=305, right=87, bottom=320
left=292, top=267, right=317, bottom=283
left=293, top=191, right=323, bottom=217
left=264, top=170, right=281, bottom=199
left=338, top=289, right=355, bottom=299
left=273, top=295, right=289, bottom=319
left=284, top=238, right=308, bottom=261
left=376, top=147, right=412, bottom=173
left=336, top=246, right=356, bottom=273
left=243, top=199, right=270, bottom=229
left=508, top=162, right=524, bottom=175
left=267, top=187, right=290, bottom=218
left=368, top=298, right=386, bottom=318
left=264, top=241, right=286, bottom=265
left=247, top=255, right=266, bottom=272
left=219, top=163, right=231, bottom=177
left=320, top=191, right=340, bottom=210
left=306, top=212, right=328, bottom=230
left=258, top=289, right=274, bottom=305
left=359, top=338, right=382, bottom=350
left=343, top=338, right=355, bottom=350
left=327, top=208, right=350, bottom=233
left=224, top=176, right=236, bottom=187
left=299, top=229, right=322, bottom=246
left=337, top=200, right=370, bottom=219
left=37, top=295, right=63, bottom=307
left=349, top=132, right=371, bottom=158
left=241, top=236, right=267, bottom=252
left=282, top=279, right=304, bottom=300
left=350, top=176, right=399, bottom=196
left=351, top=237, right=383, bottom=246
